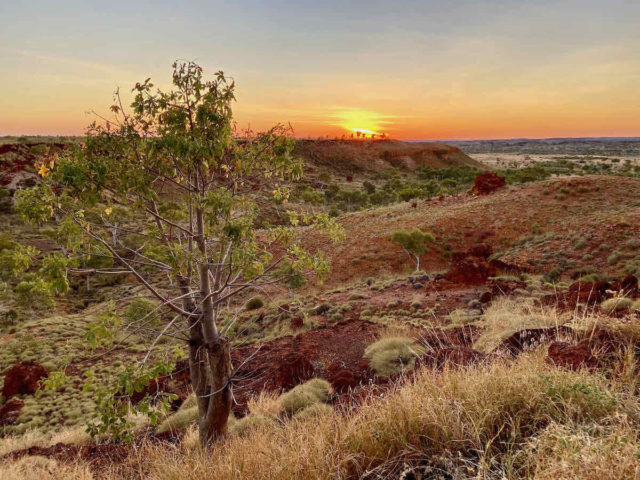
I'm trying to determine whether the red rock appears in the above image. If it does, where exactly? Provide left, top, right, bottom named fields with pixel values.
left=328, top=369, right=359, bottom=393
left=466, top=244, right=493, bottom=259
left=610, top=275, right=638, bottom=296
left=0, top=397, right=24, bottom=426
left=276, top=351, right=315, bottom=389
left=501, top=326, right=572, bottom=354
left=290, top=316, right=304, bottom=329
left=567, top=280, right=610, bottom=305
left=123, top=359, right=191, bottom=407
left=472, top=172, right=506, bottom=195
left=445, top=256, right=495, bottom=285
left=2, top=361, right=49, bottom=398
left=479, top=291, right=493, bottom=303
left=547, top=340, right=598, bottom=370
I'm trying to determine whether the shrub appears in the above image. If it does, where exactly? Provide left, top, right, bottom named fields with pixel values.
left=279, top=378, right=332, bottom=415
left=362, top=181, right=376, bottom=195
left=292, top=403, right=333, bottom=421
left=230, top=415, right=275, bottom=438
left=14, top=278, right=54, bottom=311
left=125, top=298, right=155, bottom=319
left=312, top=302, right=331, bottom=315
left=156, top=405, right=198, bottom=434
left=600, top=297, right=632, bottom=313
left=607, top=251, right=623, bottom=265
left=245, top=296, right=265, bottom=311
left=363, top=337, right=425, bottom=378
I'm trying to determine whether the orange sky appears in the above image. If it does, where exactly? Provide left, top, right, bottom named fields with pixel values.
left=1, top=1, right=639, bottom=140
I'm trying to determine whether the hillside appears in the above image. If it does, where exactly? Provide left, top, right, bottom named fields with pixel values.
left=294, top=139, right=484, bottom=173
left=307, top=174, right=640, bottom=287
left=2, top=141, right=640, bottom=479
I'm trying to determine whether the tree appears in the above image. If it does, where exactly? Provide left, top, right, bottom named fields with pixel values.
left=390, top=229, right=434, bottom=272
left=16, top=61, right=342, bottom=447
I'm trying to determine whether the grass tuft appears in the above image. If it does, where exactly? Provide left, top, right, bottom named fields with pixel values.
left=363, top=337, right=425, bottom=378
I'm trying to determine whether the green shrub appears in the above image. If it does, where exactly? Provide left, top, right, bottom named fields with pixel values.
left=292, top=403, right=333, bottom=420
left=156, top=406, right=198, bottom=433
left=600, top=297, right=632, bottom=313
left=125, top=298, right=158, bottom=323
left=279, top=378, right=332, bottom=415
left=14, top=278, right=54, bottom=310
left=229, top=414, right=275, bottom=437
left=245, top=296, right=265, bottom=311
left=363, top=337, right=425, bottom=378
left=347, top=293, right=369, bottom=301
left=607, top=251, right=623, bottom=265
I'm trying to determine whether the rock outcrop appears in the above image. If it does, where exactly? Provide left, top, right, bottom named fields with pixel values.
left=2, top=361, right=49, bottom=398
left=472, top=172, right=506, bottom=195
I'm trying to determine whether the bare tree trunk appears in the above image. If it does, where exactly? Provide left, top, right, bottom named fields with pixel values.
left=190, top=208, right=232, bottom=447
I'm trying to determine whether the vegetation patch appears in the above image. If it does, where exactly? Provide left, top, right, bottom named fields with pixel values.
left=363, top=337, right=425, bottom=378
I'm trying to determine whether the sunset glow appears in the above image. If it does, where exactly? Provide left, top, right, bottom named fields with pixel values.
left=1, top=1, right=639, bottom=139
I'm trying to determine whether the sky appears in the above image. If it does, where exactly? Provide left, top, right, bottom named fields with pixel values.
left=0, top=0, right=639, bottom=140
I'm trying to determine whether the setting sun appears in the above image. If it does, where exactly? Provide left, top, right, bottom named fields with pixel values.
left=329, top=107, right=396, bottom=137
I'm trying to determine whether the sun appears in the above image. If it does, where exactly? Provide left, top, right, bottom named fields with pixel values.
left=329, top=107, right=394, bottom=138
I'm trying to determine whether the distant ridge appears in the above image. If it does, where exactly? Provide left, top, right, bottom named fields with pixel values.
left=294, top=139, right=485, bottom=174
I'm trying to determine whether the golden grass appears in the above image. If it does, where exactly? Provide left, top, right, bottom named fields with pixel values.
left=0, top=426, right=90, bottom=457
left=0, top=455, right=94, bottom=480
left=94, top=351, right=636, bottom=480
left=6, top=301, right=640, bottom=479
left=473, top=298, right=570, bottom=353
left=363, top=337, right=425, bottom=377
left=521, top=420, right=640, bottom=479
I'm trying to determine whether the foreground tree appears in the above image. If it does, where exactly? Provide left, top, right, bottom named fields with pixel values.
left=390, top=229, right=434, bottom=272
left=16, top=61, right=341, bottom=446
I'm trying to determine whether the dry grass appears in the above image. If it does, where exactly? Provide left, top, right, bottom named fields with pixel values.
left=363, top=337, right=425, bottom=377
left=0, top=455, right=94, bottom=480
left=84, top=351, right=636, bottom=480
left=0, top=426, right=90, bottom=457
left=473, top=298, right=570, bottom=353
left=521, top=421, right=640, bottom=479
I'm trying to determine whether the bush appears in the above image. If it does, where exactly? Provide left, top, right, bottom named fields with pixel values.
left=600, top=297, right=632, bottom=313
left=362, top=181, right=376, bottom=195
left=292, top=403, right=333, bottom=421
left=125, top=298, right=158, bottom=323
left=229, top=414, right=275, bottom=438
left=14, top=278, right=54, bottom=311
left=245, top=296, right=265, bottom=311
left=363, top=337, right=425, bottom=378
left=157, top=406, right=198, bottom=434
left=279, top=378, right=332, bottom=415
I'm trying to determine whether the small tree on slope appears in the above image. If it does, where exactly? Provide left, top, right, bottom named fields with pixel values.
left=15, top=61, right=342, bottom=447
left=390, top=229, right=434, bottom=272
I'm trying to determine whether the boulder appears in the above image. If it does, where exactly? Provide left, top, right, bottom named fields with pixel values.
left=479, top=291, right=493, bottom=303
left=472, top=172, right=506, bottom=195
left=610, top=274, right=638, bottom=297
left=276, top=351, right=315, bottom=389
left=445, top=256, right=495, bottom=285
left=567, top=280, right=610, bottom=305
left=547, top=341, right=598, bottom=370
left=328, top=369, right=359, bottom=393
left=0, top=397, right=24, bottom=426
left=2, top=361, right=49, bottom=398
left=501, top=326, right=572, bottom=354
